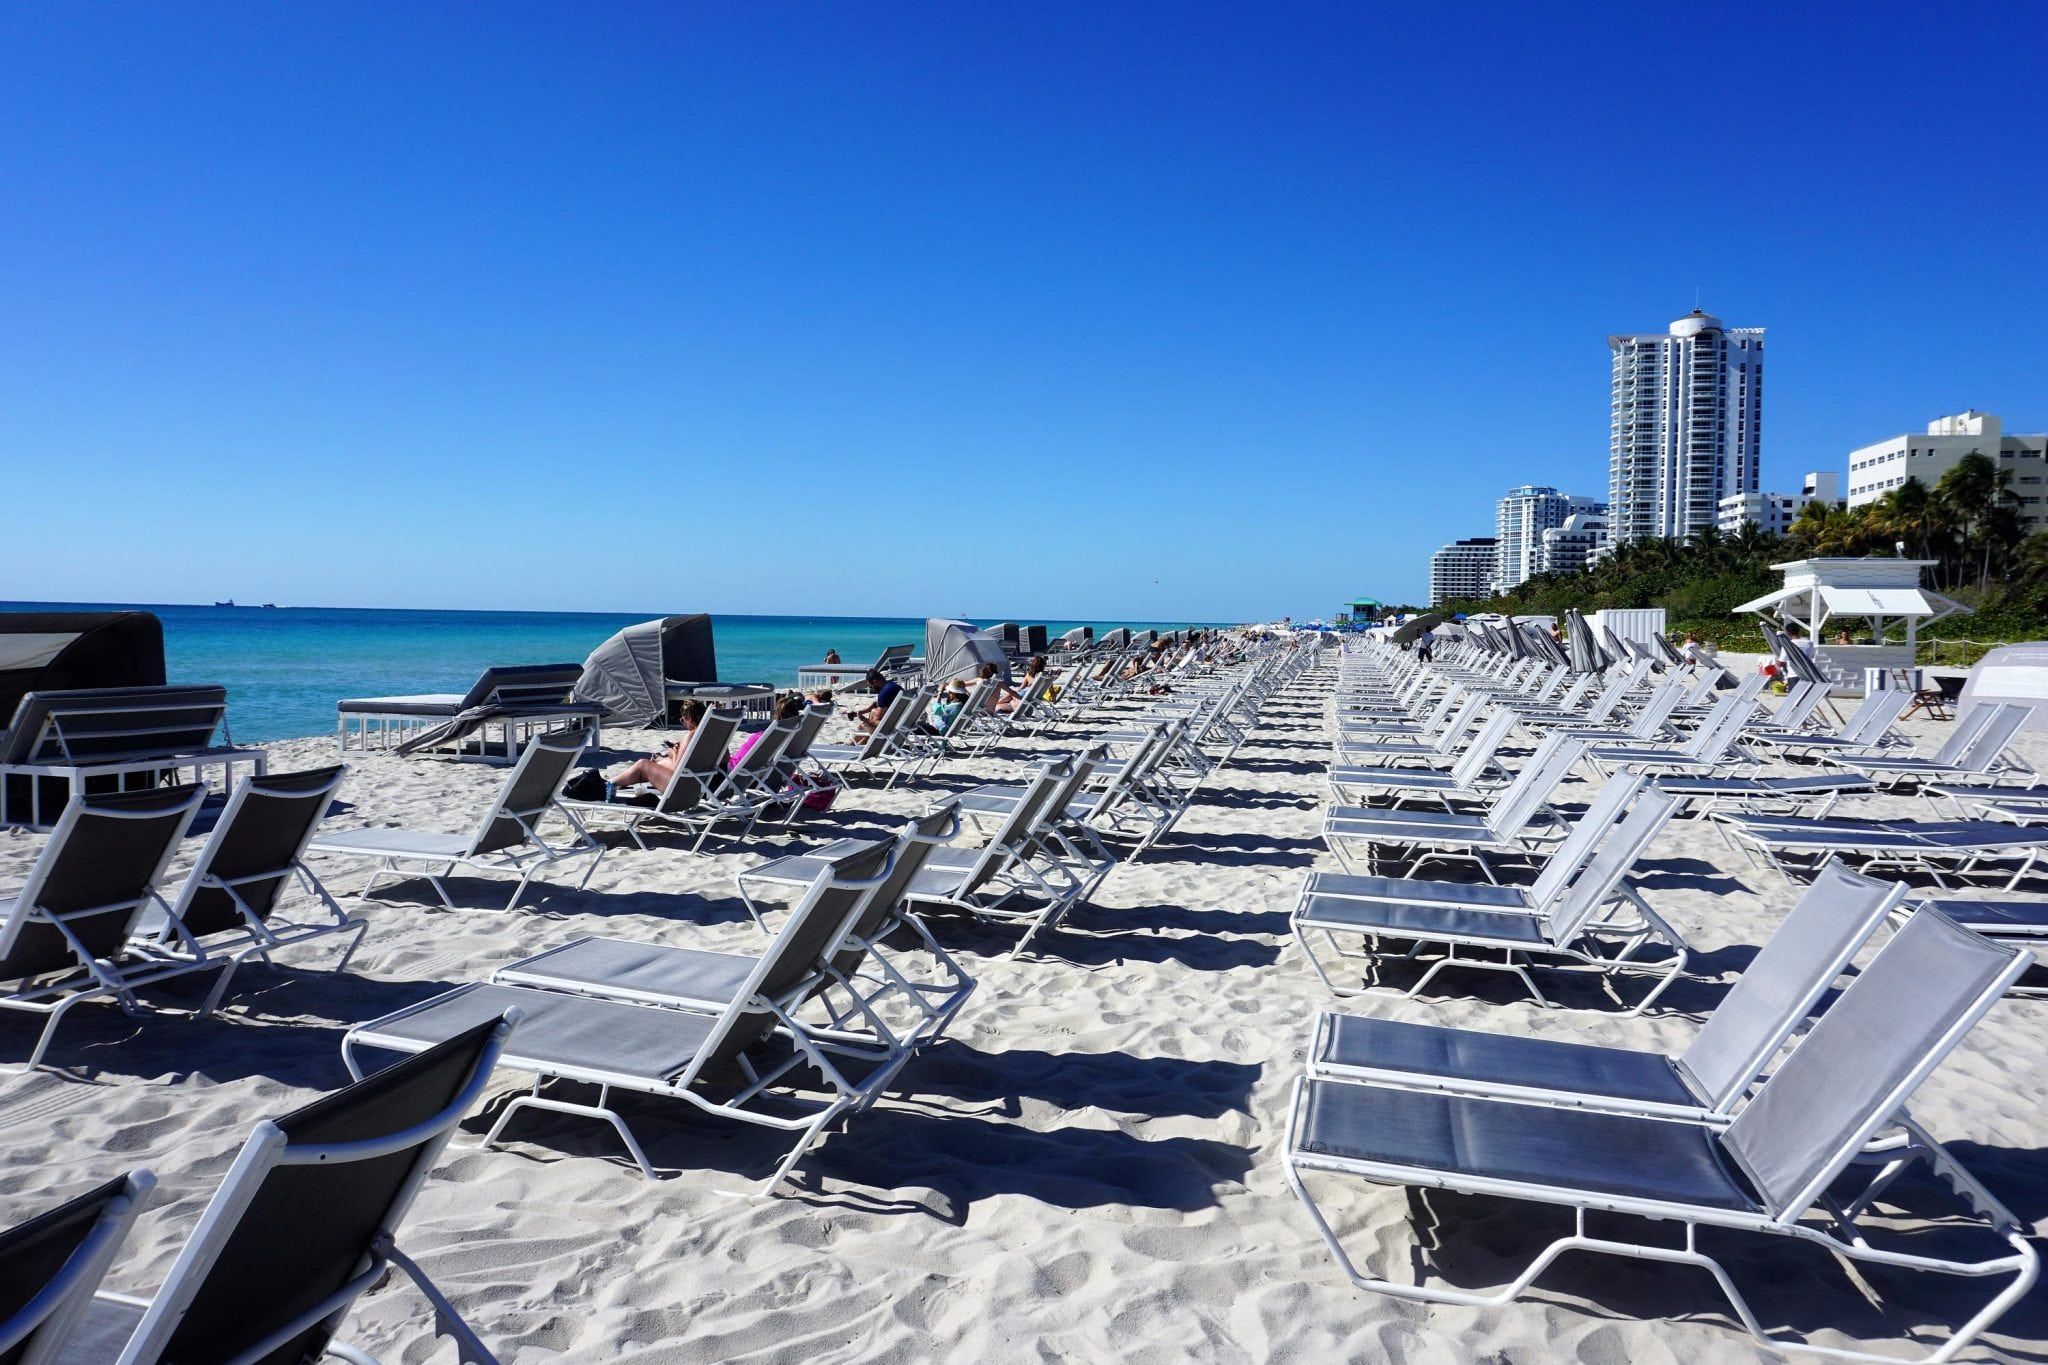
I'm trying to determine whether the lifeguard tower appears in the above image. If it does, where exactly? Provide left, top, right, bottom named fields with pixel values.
left=1734, top=558, right=1968, bottom=695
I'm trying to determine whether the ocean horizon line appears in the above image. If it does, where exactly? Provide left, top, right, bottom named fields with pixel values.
left=3, top=598, right=1233, bottom=628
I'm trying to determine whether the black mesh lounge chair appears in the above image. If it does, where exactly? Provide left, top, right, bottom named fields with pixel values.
left=0, top=683, right=264, bottom=832
left=0, top=784, right=216, bottom=1070
left=342, top=842, right=906, bottom=1190
left=1306, top=860, right=1906, bottom=1118
left=558, top=710, right=739, bottom=851
left=308, top=728, right=601, bottom=911
left=1284, top=908, right=2035, bottom=1364
left=499, top=803, right=975, bottom=1058
left=1292, top=777, right=1688, bottom=1012
left=0, top=1171, right=153, bottom=1361
left=66, top=1015, right=513, bottom=1364
left=132, top=765, right=366, bottom=1016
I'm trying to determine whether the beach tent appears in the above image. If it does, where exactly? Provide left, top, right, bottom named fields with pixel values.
left=1957, top=642, right=2048, bottom=731
left=0, top=611, right=165, bottom=722
left=1130, top=630, right=1157, bottom=648
left=987, top=623, right=1022, bottom=655
left=1099, top=627, right=1132, bottom=651
left=1057, top=626, right=1093, bottom=650
left=573, top=614, right=717, bottom=726
left=1020, top=625, right=1049, bottom=655
left=923, top=618, right=1008, bottom=683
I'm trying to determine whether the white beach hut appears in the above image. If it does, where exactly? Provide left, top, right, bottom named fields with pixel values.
left=1734, top=558, right=1967, bottom=695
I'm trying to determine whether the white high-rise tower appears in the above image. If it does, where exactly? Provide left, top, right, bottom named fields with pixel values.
left=1608, top=309, right=1764, bottom=545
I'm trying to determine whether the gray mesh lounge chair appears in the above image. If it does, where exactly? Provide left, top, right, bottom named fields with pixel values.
left=899, top=757, right=1094, bottom=955
left=308, top=728, right=602, bottom=911
left=1294, top=778, right=1687, bottom=1012
left=557, top=709, right=738, bottom=851
left=0, top=683, right=265, bottom=832
left=1320, top=732, right=1585, bottom=881
left=501, top=805, right=974, bottom=1057
left=1581, top=673, right=1767, bottom=777
left=807, top=685, right=924, bottom=789
left=132, top=764, right=367, bottom=1017
left=342, top=841, right=905, bottom=1189
left=1656, top=768, right=1875, bottom=819
left=1332, top=696, right=1485, bottom=767
left=1284, top=908, right=2033, bottom=1364
left=1292, top=771, right=1639, bottom=926
left=0, top=1171, right=153, bottom=1360
left=1840, top=702, right=2037, bottom=791
left=1714, top=809, right=2048, bottom=891
left=945, top=746, right=1119, bottom=893
left=0, top=784, right=215, bottom=1070
left=1747, top=686, right=1912, bottom=761
left=72, top=1015, right=513, bottom=1364
left=1306, top=860, right=1906, bottom=1118
left=1926, top=782, right=2048, bottom=821
left=337, top=662, right=595, bottom=764
left=1327, top=708, right=1516, bottom=808
left=1909, top=896, right=2048, bottom=996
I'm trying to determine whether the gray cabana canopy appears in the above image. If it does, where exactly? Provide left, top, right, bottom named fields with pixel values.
left=0, top=611, right=166, bottom=722
left=1958, top=642, right=2048, bottom=731
left=1057, top=626, right=1092, bottom=649
left=923, top=618, right=1008, bottom=683
left=1564, top=608, right=1612, bottom=674
left=1099, top=627, right=1132, bottom=651
left=573, top=614, right=716, bottom=726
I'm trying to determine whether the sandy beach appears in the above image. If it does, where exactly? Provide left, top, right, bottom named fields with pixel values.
left=3, top=650, right=2043, bottom=1363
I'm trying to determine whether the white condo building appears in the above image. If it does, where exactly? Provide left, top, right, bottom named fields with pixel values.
left=1536, top=509, right=1610, bottom=576
left=1493, top=485, right=1607, bottom=591
left=1717, top=471, right=1840, bottom=536
left=1609, top=309, right=1765, bottom=545
left=1429, top=537, right=1498, bottom=607
left=1847, top=411, right=2048, bottom=533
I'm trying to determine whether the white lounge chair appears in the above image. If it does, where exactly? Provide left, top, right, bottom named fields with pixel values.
left=308, top=727, right=602, bottom=911
left=343, top=840, right=909, bottom=1189
left=1305, top=859, right=1905, bottom=1118
left=1283, top=907, right=2033, bottom=1364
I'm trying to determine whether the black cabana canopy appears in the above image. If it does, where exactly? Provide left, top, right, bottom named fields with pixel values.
left=0, top=612, right=166, bottom=722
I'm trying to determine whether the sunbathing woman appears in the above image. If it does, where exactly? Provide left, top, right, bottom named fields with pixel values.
left=608, top=700, right=706, bottom=792
left=979, top=661, right=1024, bottom=713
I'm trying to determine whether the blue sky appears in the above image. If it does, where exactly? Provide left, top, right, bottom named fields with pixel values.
left=4, top=4, right=2044, bottom=620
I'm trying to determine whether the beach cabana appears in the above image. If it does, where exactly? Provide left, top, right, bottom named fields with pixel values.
left=923, top=619, right=1008, bottom=683
left=1736, top=558, right=1967, bottom=696
left=0, top=611, right=165, bottom=721
left=1056, top=626, right=1093, bottom=650
left=1957, top=642, right=2048, bottom=732
left=573, top=615, right=717, bottom=727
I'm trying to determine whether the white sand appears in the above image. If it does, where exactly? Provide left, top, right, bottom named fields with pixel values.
left=2, top=664, right=2044, bottom=1362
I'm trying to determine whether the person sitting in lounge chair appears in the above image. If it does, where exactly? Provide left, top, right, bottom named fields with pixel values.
left=608, top=700, right=705, bottom=792
left=847, top=670, right=903, bottom=739
left=980, top=662, right=1024, bottom=714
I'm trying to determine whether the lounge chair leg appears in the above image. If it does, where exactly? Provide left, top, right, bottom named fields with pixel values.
left=24, top=994, right=91, bottom=1071
left=485, top=1086, right=659, bottom=1179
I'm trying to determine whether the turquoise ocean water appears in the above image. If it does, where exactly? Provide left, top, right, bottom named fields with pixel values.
left=2, top=602, right=1214, bottom=743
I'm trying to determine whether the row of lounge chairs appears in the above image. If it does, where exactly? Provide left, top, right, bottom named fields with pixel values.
left=0, top=629, right=1318, bottom=1353
left=1276, top=633, right=2044, bottom=1360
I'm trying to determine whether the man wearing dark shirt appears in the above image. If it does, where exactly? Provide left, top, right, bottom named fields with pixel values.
left=847, top=669, right=903, bottom=738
